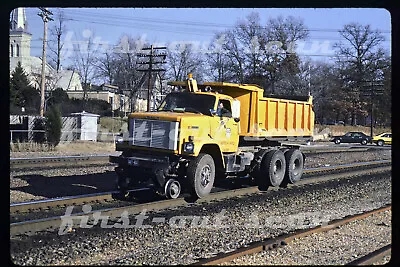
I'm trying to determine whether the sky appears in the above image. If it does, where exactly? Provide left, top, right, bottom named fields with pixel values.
left=20, top=7, right=392, bottom=69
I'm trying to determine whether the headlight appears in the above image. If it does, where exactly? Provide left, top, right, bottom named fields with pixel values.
left=183, top=142, right=194, bottom=153
left=116, top=137, right=124, bottom=143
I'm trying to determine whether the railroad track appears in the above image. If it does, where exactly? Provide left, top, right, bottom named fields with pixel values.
left=10, top=159, right=391, bottom=214
left=347, top=244, right=391, bottom=265
left=9, top=146, right=386, bottom=171
left=10, top=160, right=391, bottom=236
left=10, top=154, right=117, bottom=171
left=192, top=205, right=391, bottom=265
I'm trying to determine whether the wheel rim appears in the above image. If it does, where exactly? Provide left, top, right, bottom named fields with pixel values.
left=292, top=158, right=301, bottom=176
left=200, top=165, right=211, bottom=187
left=165, top=179, right=181, bottom=199
left=169, top=182, right=180, bottom=198
left=273, top=160, right=283, bottom=176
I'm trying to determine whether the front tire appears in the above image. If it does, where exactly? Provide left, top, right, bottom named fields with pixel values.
left=187, top=153, right=215, bottom=198
left=334, top=139, right=341, bottom=144
left=257, top=150, right=286, bottom=190
left=361, top=139, right=367, bottom=145
left=377, top=140, right=384, bottom=146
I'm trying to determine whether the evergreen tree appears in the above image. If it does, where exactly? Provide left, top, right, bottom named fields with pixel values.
left=45, top=104, right=62, bottom=147
left=10, top=61, right=40, bottom=113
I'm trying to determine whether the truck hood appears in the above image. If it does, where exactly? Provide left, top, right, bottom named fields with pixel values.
left=128, top=111, right=208, bottom=122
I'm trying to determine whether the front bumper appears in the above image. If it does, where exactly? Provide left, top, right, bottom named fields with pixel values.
left=109, top=154, right=170, bottom=168
left=110, top=153, right=172, bottom=189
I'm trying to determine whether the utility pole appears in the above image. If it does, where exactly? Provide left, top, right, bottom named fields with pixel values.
left=361, top=80, right=384, bottom=139
left=38, top=7, right=53, bottom=117
left=137, top=45, right=166, bottom=111
left=308, top=64, right=311, bottom=95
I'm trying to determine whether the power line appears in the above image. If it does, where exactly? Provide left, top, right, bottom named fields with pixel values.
left=28, top=43, right=389, bottom=59
left=26, top=8, right=393, bottom=36
left=25, top=8, right=392, bottom=38
left=61, top=15, right=392, bottom=36
left=63, top=17, right=218, bottom=37
left=44, top=8, right=392, bottom=34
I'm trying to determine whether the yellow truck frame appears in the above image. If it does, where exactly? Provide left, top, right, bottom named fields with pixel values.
left=110, top=75, right=314, bottom=200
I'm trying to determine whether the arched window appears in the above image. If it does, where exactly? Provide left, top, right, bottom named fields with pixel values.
left=16, top=44, right=20, bottom=57
left=10, top=44, right=14, bottom=57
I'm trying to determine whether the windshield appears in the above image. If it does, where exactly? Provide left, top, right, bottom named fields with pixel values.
left=158, top=92, right=216, bottom=115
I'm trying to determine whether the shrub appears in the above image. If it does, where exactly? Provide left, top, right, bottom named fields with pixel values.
left=45, top=105, right=62, bottom=147
left=32, top=117, right=46, bottom=143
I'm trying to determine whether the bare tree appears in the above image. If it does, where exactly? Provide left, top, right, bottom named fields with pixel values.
left=261, top=15, right=309, bottom=94
left=210, top=13, right=309, bottom=93
left=166, top=43, right=204, bottom=82
left=112, top=35, right=149, bottom=111
left=93, top=49, right=115, bottom=84
left=71, top=30, right=100, bottom=101
left=234, top=12, right=265, bottom=83
left=373, top=55, right=391, bottom=126
left=205, top=33, right=234, bottom=82
left=48, top=9, right=66, bottom=72
left=221, top=30, right=246, bottom=83
left=334, top=23, right=385, bottom=125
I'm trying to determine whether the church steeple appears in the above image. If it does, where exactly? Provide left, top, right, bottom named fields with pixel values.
left=10, top=7, right=29, bottom=33
left=9, top=8, right=32, bottom=58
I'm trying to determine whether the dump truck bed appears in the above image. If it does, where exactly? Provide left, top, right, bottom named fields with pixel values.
left=202, top=82, right=314, bottom=138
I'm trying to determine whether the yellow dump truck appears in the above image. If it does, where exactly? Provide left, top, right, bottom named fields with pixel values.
left=110, top=74, right=314, bottom=200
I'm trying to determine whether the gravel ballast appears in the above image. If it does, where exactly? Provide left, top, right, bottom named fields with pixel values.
left=10, top=165, right=117, bottom=203
left=10, top=169, right=391, bottom=265
left=223, top=210, right=391, bottom=265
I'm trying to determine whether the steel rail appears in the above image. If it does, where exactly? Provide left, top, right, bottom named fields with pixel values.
left=10, top=154, right=117, bottom=171
left=10, top=162, right=391, bottom=236
left=193, top=205, right=392, bottom=265
left=301, top=147, right=369, bottom=154
left=346, top=244, right=391, bottom=265
left=9, top=146, right=388, bottom=171
left=10, top=188, right=150, bottom=214
left=10, top=160, right=391, bottom=214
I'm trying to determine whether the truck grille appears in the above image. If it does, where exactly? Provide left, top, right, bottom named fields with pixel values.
left=129, top=119, right=179, bottom=150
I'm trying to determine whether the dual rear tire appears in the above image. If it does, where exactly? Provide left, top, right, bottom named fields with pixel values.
left=257, top=150, right=286, bottom=190
left=257, top=148, right=304, bottom=190
left=281, top=149, right=304, bottom=187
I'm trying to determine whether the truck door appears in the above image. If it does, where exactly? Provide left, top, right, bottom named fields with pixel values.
left=210, top=99, right=239, bottom=152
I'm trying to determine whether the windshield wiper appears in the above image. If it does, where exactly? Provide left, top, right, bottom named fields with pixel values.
left=160, top=107, right=203, bottom=114
left=184, top=107, right=203, bottom=114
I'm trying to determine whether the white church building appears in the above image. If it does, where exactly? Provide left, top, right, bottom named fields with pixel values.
left=9, top=8, right=83, bottom=92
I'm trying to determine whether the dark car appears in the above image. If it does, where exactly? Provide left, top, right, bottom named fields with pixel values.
left=331, top=131, right=372, bottom=145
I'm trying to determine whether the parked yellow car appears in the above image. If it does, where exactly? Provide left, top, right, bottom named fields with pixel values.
left=372, top=132, right=392, bottom=146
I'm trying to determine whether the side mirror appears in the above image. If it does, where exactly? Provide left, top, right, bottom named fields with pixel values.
left=232, top=99, right=241, bottom=122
